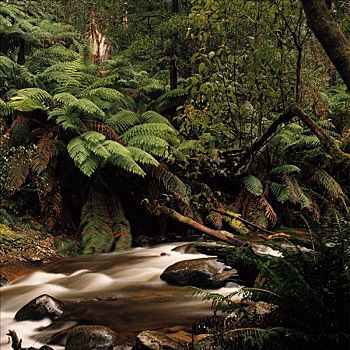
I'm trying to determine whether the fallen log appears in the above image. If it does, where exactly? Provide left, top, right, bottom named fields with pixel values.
left=149, top=203, right=246, bottom=246
left=211, top=208, right=290, bottom=239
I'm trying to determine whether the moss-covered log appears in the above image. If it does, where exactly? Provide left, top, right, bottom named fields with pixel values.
left=148, top=203, right=245, bottom=246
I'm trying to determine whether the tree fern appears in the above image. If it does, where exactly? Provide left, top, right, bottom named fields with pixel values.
left=80, top=190, right=114, bottom=254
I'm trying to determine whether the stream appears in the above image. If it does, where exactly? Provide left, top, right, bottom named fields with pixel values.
left=0, top=242, right=242, bottom=349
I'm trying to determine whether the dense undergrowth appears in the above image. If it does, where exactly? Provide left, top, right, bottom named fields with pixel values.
left=0, top=0, right=349, bottom=253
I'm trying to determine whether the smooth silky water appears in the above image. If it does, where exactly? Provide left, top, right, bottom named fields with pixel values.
left=0, top=243, right=242, bottom=349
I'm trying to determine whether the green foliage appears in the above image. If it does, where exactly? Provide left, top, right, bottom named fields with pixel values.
left=193, top=217, right=350, bottom=349
left=244, top=175, right=264, bottom=196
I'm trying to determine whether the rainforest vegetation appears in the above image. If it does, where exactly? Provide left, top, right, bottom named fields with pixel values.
left=0, top=0, right=349, bottom=349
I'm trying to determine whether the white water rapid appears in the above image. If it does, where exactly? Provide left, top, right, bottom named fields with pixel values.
left=0, top=243, right=241, bottom=350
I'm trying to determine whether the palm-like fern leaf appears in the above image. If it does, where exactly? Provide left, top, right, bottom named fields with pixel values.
left=125, top=146, right=159, bottom=166
left=109, top=152, right=146, bottom=176
left=270, top=164, right=301, bottom=175
left=106, top=110, right=140, bottom=134
left=140, top=110, right=172, bottom=126
left=122, top=122, right=176, bottom=143
left=48, top=107, right=80, bottom=131
left=244, top=175, right=264, bottom=196
left=9, top=88, right=52, bottom=111
left=310, top=168, right=348, bottom=207
left=53, top=93, right=105, bottom=119
left=127, top=135, right=170, bottom=157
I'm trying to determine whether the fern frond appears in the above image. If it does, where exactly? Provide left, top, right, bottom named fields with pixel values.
left=150, top=88, right=188, bottom=113
left=244, top=175, right=263, bottom=196
left=140, top=110, right=173, bottom=127
left=9, top=88, right=53, bottom=112
left=32, top=132, right=64, bottom=173
left=270, top=164, right=301, bottom=175
left=83, top=120, right=120, bottom=140
left=125, top=146, right=159, bottom=166
left=3, top=154, right=31, bottom=194
left=122, top=122, right=176, bottom=143
left=78, top=154, right=101, bottom=177
left=145, top=163, right=189, bottom=200
left=53, top=93, right=105, bottom=119
left=109, top=152, right=146, bottom=176
left=126, top=135, right=170, bottom=157
left=310, top=168, right=348, bottom=207
left=106, top=110, right=140, bottom=134
left=48, top=107, right=80, bottom=131
left=80, top=87, right=129, bottom=106
left=260, top=196, right=277, bottom=225
left=67, top=136, right=91, bottom=169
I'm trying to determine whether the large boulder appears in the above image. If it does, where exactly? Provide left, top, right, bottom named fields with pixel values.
left=65, top=325, right=118, bottom=350
left=160, top=258, right=238, bottom=289
left=15, top=294, right=64, bottom=321
left=132, top=330, right=187, bottom=350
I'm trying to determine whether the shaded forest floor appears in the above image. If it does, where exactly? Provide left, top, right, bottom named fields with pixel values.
left=0, top=221, right=79, bottom=280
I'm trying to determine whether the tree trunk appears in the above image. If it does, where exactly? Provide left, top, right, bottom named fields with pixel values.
left=233, top=108, right=350, bottom=174
left=232, top=110, right=295, bottom=175
left=169, top=58, right=178, bottom=90
left=172, top=0, right=179, bottom=14
left=301, top=0, right=350, bottom=91
left=169, top=0, right=179, bottom=90
left=294, top=108, right=350, bottom=167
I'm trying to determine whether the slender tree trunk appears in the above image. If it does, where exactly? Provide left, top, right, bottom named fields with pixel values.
left=233, top=108, right=350, bottom=174
left=172, top=0, right=179, bottom=13
left=169, top=0, right=179, bottom=90
left=301, top=0, right=350, bottom=91
left=169, top=58, right=178, bottom=90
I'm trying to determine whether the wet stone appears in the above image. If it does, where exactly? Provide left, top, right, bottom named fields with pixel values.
left=132, top=330, right=187, bottom=350
left=160, top=257, right=238, bottom=289
left=15, top=294, right=64, bottom=321
left=65, top=325, right=118, bottom=350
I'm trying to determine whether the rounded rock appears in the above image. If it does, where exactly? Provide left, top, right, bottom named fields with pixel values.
left=15, top=294, right=64, bottom=321
left=65, top=325, right=118, bottom=350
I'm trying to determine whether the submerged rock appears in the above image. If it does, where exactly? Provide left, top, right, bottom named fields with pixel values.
left=160, top=257, right=238, bottom=288
left=15, top=294, right=64, bottom=321
left=65, top=325, right=118, bottom=350
left=132, top=330, right=187, bottom=350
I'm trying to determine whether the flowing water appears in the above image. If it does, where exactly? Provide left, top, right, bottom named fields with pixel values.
left=0, top=243, right=241, bottom=349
